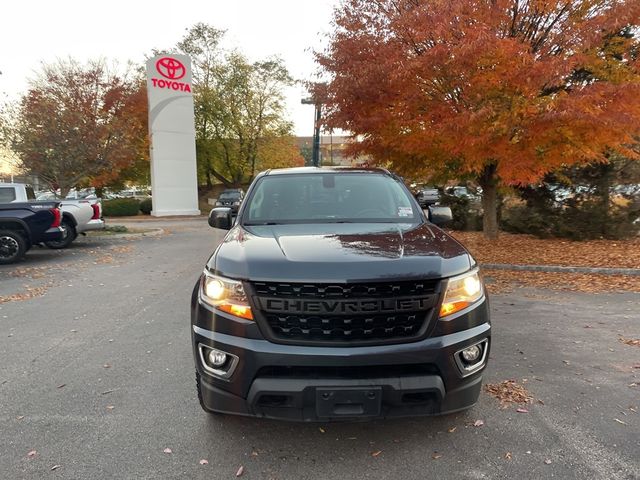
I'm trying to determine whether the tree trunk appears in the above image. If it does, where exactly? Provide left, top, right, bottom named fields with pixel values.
left=596, top=162, right=613, bottom=237
left=479, top=164, right=499, bottom=240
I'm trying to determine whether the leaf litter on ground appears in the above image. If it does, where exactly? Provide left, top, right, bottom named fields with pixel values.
left=484, top=380, right=533, bottom=407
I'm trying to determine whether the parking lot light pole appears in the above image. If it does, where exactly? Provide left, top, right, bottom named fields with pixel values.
left=301, top=97, right=322, bottom=167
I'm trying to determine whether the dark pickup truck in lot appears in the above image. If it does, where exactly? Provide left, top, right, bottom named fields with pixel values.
left=192, top=167, right=490, bottom=421
left=0, top=202, right=63, bottom=264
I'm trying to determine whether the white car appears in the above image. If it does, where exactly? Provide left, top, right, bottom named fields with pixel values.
left=1, top=183, right=105, bottom=248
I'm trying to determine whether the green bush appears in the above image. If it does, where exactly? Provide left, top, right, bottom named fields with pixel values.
left=139, top=198, right=153, bottom=215
left=102, top=198, right=141, bottom=217
left=501, top=196, right=640, bottom=240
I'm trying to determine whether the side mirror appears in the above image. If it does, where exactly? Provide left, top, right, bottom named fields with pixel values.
left=428, top=205, right=453, bottom=226
left=208, top=207, right=233, bottom=230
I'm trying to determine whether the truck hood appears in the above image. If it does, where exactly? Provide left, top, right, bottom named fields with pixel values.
left=208, top=222, right=472, bottom=283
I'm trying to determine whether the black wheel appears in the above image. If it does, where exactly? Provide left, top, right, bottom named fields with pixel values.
left=0, top=230, right=27, bottom=265
left=44, top=219, right=76, bottom=249
left=196, top=371, right=221, bottom=415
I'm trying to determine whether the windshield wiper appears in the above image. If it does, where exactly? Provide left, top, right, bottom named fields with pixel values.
left=243, top=221, right=282, bottom=226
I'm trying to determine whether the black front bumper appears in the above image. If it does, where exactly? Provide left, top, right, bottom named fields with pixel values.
left=191, top=292, right=491, bottom=421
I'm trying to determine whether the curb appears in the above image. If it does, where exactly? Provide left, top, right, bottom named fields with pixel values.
left=481, top=263, right=640, bottom=276
left=88, top=228, right=165, bottom=239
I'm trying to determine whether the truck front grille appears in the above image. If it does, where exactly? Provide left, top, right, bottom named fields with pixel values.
left=251, top=280, right=441, bottom=346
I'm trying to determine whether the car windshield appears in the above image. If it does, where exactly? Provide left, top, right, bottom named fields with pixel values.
left=220, top=192, right=241, bottom=199
left=242, top=172, right=421, bottom=225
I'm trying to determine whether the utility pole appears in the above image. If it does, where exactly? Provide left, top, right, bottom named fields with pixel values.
left=301, top=97, right=322, bottom=167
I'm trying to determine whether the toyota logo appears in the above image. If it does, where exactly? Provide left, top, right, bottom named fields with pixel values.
left=156, top=57, right=186, bottom=80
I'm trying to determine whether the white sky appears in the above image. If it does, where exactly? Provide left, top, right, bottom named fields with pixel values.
left=0, top=0, right=339, bottom=136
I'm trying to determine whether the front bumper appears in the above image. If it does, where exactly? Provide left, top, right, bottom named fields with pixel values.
left=192, top=294, right=491, bottom=421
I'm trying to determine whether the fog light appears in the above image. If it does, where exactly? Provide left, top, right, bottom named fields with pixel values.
left=208, top=349, right=227, bottom=367
left=461, top=345, right=482, bottom=363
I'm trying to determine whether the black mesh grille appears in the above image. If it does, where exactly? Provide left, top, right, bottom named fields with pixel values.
left=253, top=280, right=437, bottom=298
left=251, top=280, right=440, bottom=345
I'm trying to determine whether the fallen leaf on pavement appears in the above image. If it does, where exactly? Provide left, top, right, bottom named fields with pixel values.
left=505, top=452, right=512, bottom=460
left=51, top=465, right=61, bottom=471
left=163, top=448, right=172, bottom=454
left=432, top=452, right=442, bottom=459
left=236, top=465, right=244, bottom=477
left=103, top=364, right=111, bottom=369
left=474, top=420, right=484, bottom=427
left=371, top=450, right=382, bottom=457
left=544, top=459, right=552, bottom=465
left=319, top=427, right=325, bottom=433
left=16, top=415, right=24, bottom=420
left=516, top=408, right=529, bottom=413
left=448, top=427, right=456, bottom=433
left=614, top=418, right=627, bottom=425
left=56, top=384, right=66, bottom=389
left=27, top=450, right=37, bottom=457
left=106, top=405, right=115, bottom=411
left=199, top=459, right=208, bottom=465
left=620, top=337, right=640, bottom=347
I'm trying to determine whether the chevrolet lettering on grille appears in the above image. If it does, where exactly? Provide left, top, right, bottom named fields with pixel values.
left=256, top=297, right=434, bottom=315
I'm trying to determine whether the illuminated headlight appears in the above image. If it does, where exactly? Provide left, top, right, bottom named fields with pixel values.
left=215, top=201, right=222, bottom=206
left=439, top=269, right=484, bottom=317
left=200, top=271, right=253, bottom=320
left=233, top=201, right=240, bottom=206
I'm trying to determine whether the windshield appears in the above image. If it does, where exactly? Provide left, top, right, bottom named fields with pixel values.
left=242, top=172, right=421, bottom=225
left=220, top=192, right=241, bottom=199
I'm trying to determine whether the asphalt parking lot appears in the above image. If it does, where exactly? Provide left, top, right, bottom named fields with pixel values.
left=1, top=218, right=638, bottom=479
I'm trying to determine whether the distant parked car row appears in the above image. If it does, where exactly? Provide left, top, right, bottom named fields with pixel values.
left=35, top=187, right=151, bottom=202
left=0, top=183, right=105, bottom=263
left=410, top=184, right=482, bottom=208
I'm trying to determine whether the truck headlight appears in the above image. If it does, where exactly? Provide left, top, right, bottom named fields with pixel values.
left=439, top=269, right=483, bottom=317
left=200, top=271, right=253, bottom=320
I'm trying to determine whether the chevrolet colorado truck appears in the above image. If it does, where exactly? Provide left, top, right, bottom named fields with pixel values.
left=192, top=167, right=490, bottom=421
left=0, top=201, right=63, bottom=264
left=1, top=183, right=104, bottom=248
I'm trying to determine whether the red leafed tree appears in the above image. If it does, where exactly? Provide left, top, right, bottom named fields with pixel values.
left=316, top=0, right=640, bottom=238
left=13, top=59, right=148, bottom=196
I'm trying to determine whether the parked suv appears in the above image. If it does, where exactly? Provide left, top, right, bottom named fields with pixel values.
left=215, top=189, right=244, bottom=214
left=192, top=167, right=490, bottom=421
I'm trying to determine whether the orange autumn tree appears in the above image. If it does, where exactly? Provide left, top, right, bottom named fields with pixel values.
left=14, top=59, right=149, bottom=196
left=316, top=0, right=640, bottom=238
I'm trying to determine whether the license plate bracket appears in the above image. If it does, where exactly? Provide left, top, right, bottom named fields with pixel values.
left=315, top=387, right=382, bottom=418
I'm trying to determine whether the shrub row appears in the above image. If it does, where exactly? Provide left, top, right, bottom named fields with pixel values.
left=102, top=198, right=153, bottom=216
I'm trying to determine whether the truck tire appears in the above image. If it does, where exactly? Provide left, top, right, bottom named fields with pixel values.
left=44, top=219, right=76, bottom=249
left=0, top=229, right=27, bottom=265
left=196, top=371, right=221, bottom=415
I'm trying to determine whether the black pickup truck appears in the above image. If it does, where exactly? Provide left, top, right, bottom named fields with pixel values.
left=0, top=202, right=63, bottom=264
left=192, top=167, right=490, bottom=421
